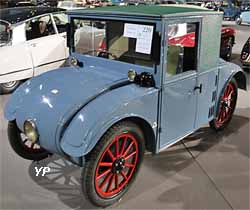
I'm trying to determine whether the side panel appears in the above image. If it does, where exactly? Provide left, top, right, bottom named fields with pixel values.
left=0, top=24, right=33, bottom=83
left=195, top=68, right=218, bottom=128
left=199, top=14, right=222, bottom=72
left=60, top=85, right=159, bottom=157
left=28, top=34, right=67, bottom=76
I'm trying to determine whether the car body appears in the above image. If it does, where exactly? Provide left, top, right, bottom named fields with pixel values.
left=241, top=37, right=250, bottom=69
left=0, top=7, right=69, bottom=94
left=221, top=4, right=241, bottom=20
left=236, top=9, right=250, bottom=25
left=5, top=5, right=247, bottom=207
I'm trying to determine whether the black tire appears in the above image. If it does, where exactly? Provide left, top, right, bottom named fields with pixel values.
left=209, top=78, right=238, bottom=131
left=82, top=121, right=145, bottom=207
left=0, top=80, right=21, bottom=94
left=236, top=17, right=242, bottom=25
left=8, top=121, right=50, bottom=161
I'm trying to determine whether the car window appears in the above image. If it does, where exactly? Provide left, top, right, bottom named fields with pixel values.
left=73, top=19, right=159, bottom=68
left=0, top=21, right=11, bottom=45
left=25, top=15, right=55, bottom=40
left=166, top=22, right=199, bottom=78
left=53, top=13, right=68, bottom=33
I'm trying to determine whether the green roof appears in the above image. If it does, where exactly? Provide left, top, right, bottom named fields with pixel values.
left=71, top=5, right=212, bottom=17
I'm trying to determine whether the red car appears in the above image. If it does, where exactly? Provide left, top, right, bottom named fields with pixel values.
left=169, top=27, right=235, bottom=60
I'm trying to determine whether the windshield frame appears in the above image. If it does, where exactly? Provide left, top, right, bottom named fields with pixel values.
left=69, top=15, right=161, bottom=69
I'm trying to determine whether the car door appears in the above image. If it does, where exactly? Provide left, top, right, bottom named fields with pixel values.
left=25, top=14, right=67, bottom=76
left=0, top=22, right=33, bottom=83
left=159, top=20, right=201, bottom=149
left=52, top=12, right=69, bottom=58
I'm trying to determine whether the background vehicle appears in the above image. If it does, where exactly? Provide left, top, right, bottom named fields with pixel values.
left=241, top=37, right=250, bottom=70
left=220, top=2, right=241, bottom=20
left=236, top=10, right=250, bottom=25
left=57, top=1, right=85, bottom=9
left=220, top=27, right=235, bottom=60
left=167, top=26, right=235, bottom=60
left=0, top=7, right=68, bottom=94
left=5, top=5, right=247, bottom=207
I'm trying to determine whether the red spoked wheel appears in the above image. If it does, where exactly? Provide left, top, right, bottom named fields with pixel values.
left=95, top=133, right=138, bottom=198
left=8, top=121, right=50, bottom=161
left=82, top=121, right=145, bottom=207
left=210, top=79, right=238, bottom=131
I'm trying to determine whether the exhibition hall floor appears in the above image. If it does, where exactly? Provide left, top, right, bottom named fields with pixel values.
left=0, top=22, right=249, bottom=209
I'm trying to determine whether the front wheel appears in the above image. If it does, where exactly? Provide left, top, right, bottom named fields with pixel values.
left=82, top=121, right=145, bottom=207
left=0, top=80, right=21, bottom=94
left=209, top=79, right=238, bottom=131
left=8, top=121, right=50, bottom=161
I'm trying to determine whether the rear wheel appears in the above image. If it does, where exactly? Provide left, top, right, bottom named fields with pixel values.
left=0, top=80, right=21, bottom=94
left=210, top=79, right=238, bottom=131
left=236, top=17, right=242, bottom=25
left=82, top=121, right=145, bottom=207
left=8, top=121, right=50, bottom=161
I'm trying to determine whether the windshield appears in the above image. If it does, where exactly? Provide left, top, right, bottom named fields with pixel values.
left=73, top=18, right=159, bottom=68
left=0, top=21, right=11, bottom=46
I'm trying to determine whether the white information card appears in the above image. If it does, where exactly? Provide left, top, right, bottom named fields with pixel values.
left=123, top=23, right=154, bottom=54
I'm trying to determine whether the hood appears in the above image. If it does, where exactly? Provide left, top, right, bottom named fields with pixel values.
left=5, top=66, right=128, bottom=123
left=4, top=65, right=128, bottom=153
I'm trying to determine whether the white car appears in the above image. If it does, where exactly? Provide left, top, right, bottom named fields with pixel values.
left=0, top=7, right=69, bottom=94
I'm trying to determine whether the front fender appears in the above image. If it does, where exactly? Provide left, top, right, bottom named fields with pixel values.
left=60, top=84, right=159, bottom=157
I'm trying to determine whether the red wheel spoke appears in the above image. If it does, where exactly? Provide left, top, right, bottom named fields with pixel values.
left=121, top=171, right=128, bottom=181
left=100, top=173, right=113, bottom=189
left=123, top=141, right=134, bottom=157
left=125, top=151, right=137, bottom=160
left=97, top=169, right=111, bottom=180
left=99, top=162, right=113, bottom=167
left=106, top=174, right=115, bottom=193
left=107, top=149, right=115, bottom=161
left=119, top=137, right=127, bottom=156
left=125, top=163, right=135, bottom=168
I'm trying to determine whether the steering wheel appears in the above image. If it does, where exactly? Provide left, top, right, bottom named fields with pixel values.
left=98, top=51, right=118, bottom=60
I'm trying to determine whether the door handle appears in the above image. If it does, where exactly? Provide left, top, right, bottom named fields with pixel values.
left=30, top=43, right=37, bottom=47
left=194, top=84, right=202, bottom=93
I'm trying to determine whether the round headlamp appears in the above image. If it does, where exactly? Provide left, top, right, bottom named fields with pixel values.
left=23, top=120, right=38, bottom=143
left=128, top=70, right=137, bottom=82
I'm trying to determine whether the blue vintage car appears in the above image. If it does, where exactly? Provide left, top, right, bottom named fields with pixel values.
left=236, top=9, right=250, bottom=25
left=222, top=4, right=241, bottom=20
left=4, top=5, right=247, bottom=207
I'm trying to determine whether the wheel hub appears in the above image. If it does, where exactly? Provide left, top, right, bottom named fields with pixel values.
left=112, top=158, right=125, bottom=174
